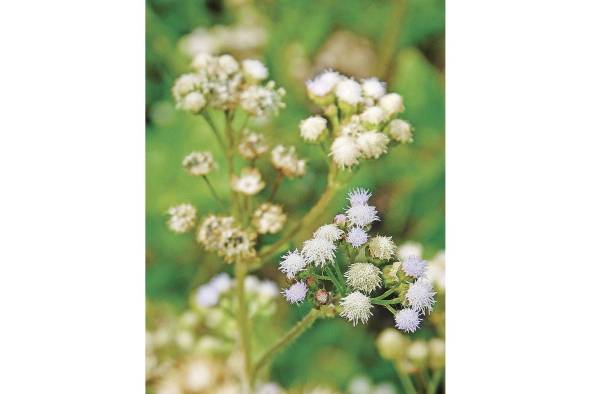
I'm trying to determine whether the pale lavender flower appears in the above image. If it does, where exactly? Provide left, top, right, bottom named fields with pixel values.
left=282, top=281, right=307, bottom=304
left=346, top=227, right=369, bottom=247
left=394, top=308, right=421, bottom=333
left=347, top=188, right=372, bottom=206
left=195, top=285, right=219, bottom=308
left=402, top=255, right=427, bottom=278
left=209, top=273, right=232, bottom=293
left=406, top=278, right=436, bottom=314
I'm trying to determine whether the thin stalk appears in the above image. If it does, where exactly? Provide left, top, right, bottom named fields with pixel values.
left=325, top=266, right=345, bottom=295
left=428, top=369, right=443, bottom=394
left=377, top=0, right=409, bottom=82
left=393, top=362, right=417, bottom=394
left=372, top=298, right=401, bottom=306
left=269, top=172, right=283, bottom=201
left=235, top=260, right=253, bottom=391
left=372, top=287, right=398, bottom=301
left=384, top=304, right=398, bottom=316
left=202, top=112, right=225, bottom=150
left=202, top=176, right=225, bottom=207
left=251, top=308, right=321, bottom=381
left=332, top=260, right=346, bottom=288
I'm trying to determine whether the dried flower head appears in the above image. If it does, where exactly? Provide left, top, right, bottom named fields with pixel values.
left=356, top=131, right=389, bottom=159
left=300, top=115, right=328, bottom=142
left=405, top=278, right=436, bottom=314
left=345, top=263, right=382, bottom=293
left=252, top=203, right=286, bottom=234
left=271, top=145, right=306, bottom=178
left=340, top=291, right=373, bottom=325
left=218, top=226, right=257, bottom=262
left=231, top=167, right=265, bottom=195
left=167, top=204, right=197, bottom=234
left=282, top=281, right=307, bottom=304
left=330, top=135, right=361, bottom=169
left=279, top=250, right=307, bottom=279
left=238, top=132, right=269, bottom=160
left=346, top=227, right=369, bottom=247
left=387, top=119, right=413, bottom=144
left=240, top=81, right=286, bottom=117
left=402, top=255, right=427, bottom=278
left=346, top=203, right=380, bottom=227
left=196, top=215, right=235, bottom=251
left=302, top=237, right=336, bottom=267
left=368, top=236, right=396, bottom=261
left=182, top=151, right=217, bottom=176
left=394, top=308, right=421, bottom=333
left=313, top=224, right=344, bottom=242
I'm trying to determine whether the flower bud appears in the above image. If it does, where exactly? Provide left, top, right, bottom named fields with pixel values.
left=376, top=328, right=409, bottom=361
left=334, top=214, right=347, bottom=227
left=382, top=262, right=402, bottom=286
left=300, top=115, right=328, bottom=143
left=315, top=289, right=329, bottom=305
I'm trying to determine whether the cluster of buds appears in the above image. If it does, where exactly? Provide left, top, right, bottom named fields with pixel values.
left=300, top=70, right=413, bottom=169
left=196, top=215, right=257, bottom=263
left=376, top=328, right=445, bottom=373
left=172, top=53, right=285, bottom=117
left=278, top=188, right=436, bottom=332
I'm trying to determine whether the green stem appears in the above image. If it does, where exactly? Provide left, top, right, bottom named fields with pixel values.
left=202, top=112, right=225, bottom=150
left=377, top=0, right=409, bottom=82
left=393, top=362, right=417, bottom=394
left=201, top=176, right=225, bottom=207
left=325, top=266, right=344, bottom=295
left=235, top=260, right=253, bottom=391
left=251, top=308, right=321, bottom=381
left=372, top=298, right=401, bottom=306
left=372, top=287, right=398, bottom=301
left=427, top=369, right=443, bottom=394
left=269, top=172, right=283, bottom=201
left=384, top=304, right=398, bottom=316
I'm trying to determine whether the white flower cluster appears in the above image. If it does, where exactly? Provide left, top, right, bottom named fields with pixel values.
left=172, top=54, right=285, bottom=117
left=299, top=70, right=413, bottom=168
left=196, top=215, right=256, bottom=263
left=167, top=203, right=197, bottom=234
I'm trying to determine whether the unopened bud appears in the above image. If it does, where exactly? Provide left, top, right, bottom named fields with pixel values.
left=306, top=276, right=316, bottom=287
left=334, top=214, right=347, bottom=227
left=315, top=289, right=329, bottom=304
left=382, top=262, right=402, bottom=286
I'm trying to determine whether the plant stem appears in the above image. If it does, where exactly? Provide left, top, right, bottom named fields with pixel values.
left=202, top=112, right=226, bottom=150
left=235, top=259, right=253, bottom=391
left=251, top=308, right=321, bottom=381
left=269, top=172, right=283, bottom=200
left=372, top=298, right=401, bottom=306
left=372, top=287, right=398, bottom=301
left=377, top=0, right=409, bottom=82
left=393, top=362, right=417, bottom=394
left=427, top=369, right=443, bottom=394
left=384, top=304, right=398, bottom=316
left=202, top=176, right=225, bottom=207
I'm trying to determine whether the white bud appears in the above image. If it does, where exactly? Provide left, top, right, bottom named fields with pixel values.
left=242, top=59, right=269, bottom=81
left=387, top=119, right=413, bottom=143
left=379, top=93, right=405, bottom=115
left=299, top=116, right=327, bottom=142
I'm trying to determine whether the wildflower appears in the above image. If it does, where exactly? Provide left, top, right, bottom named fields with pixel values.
left=387, top=119, right=413, bottom=143
left=368, top=236, right=396, bottom=261
left=348, top=188, right=371, bottom=206
left=346, top=203, right=380, bottom=227
left=335, top=78, right=363, bottom=105
left=306, top=70, right=342, bottom=100
left=405, top=278, right=436, bottom=314
left=313, top=224, right=344, bottom=242
left=379, top=93, right=405, bottom=116
left=376, top=328, right=409, bottom=360
left=302, top=237, right=336, bottom=267
left=258, top=280, right=280, bottom=300
left=398, top=241, right=423, bottom=260
left=407, top=341, right=429, bottom=369
left=196, top=215, right=234, bottom=251
left=271, top=145, right=306, bottom=178
left=167, top=204, right=197, bottom=234
left=218, top=226, right=257, bottom=262
left=360, top=106, right=386, bottom=126
left=346, top=227, right=369, bottom=247
left=330, top=135, right=361, bottom=168
left=345, top=263, right=382, bottom=293
left=340, top=291, right=373, bottom=325
left=402, top=255, right=427, bottom=278
left=181, top=91, right=207, bottom=114
left=252, top=203, right=286, bottom=234
left=299, top=115, right=328, bottom=142
left=231, top=167, right=265, bottom=195
left=394, top=308, right=421, bottom=333
left=182, top=151, right=217, bottom=176
left=282, top=281, right=307, bottom=304
left=242, top=59, right=269, bottom=81
left=333, top=214, right=347, bottom=226
left=340, top=116, right=364, bottom=137
left=238, top=132, right=269, bottom=160
left=240, top=81, right=286, bottom=117
left=195, top=284, right=219, bottom=308
left=172, top=73, right=201, bottom=103
left=356, top=131, right=389, bottom=159
left=191, top=52, right=214, bottom=71
left=315, top=288, right=329, bottom=304
left=279, top=250, right=307, bottom=279
left=362, top=78, right=386, bottom=100
left=209, top=273, right=232, bottom=293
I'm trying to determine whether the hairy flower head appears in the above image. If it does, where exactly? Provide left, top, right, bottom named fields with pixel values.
left=346, top=227, right=369, bottom=247
left=348, top=188, right=372, bottom=206
left=302, top=237, right=336, bottom=267
left=345, top=263, right=382, bottom=293
left=360, top=106, right=386, bottom=126
left=240, top=81, right=285, bottom=117
left=402, top=255, right=427, bottom=278
left=330, top=135, right=361, bottom=169
left=406, top=278, right=436, bottom=314
left=379, top=93, right=405, bottom=116
left=387, top=119, right=413, bottom=144
left=183, top=151, right=217, bottom=176
left=346, top=203, right=380, bottom=227
left=356, top=131, right=389, bottom=159
left=279, top=250, right=307, bottom=279
left=368, top=236, right=396, bottom=261
left=282, top=281, right=307, bottom=304
left=313, top=224, right=344, bottom=242
left=300, top=115, right=328, bottom=142
left=340, top=291, right=373, bottom=325
left=394, top=308, right=421, bottom=333
left=167, top=204, right=197, bottom=234
left=271, top=145, right=306, bottom=178
left=336, top=78, right=363, bottom=105
left=362, top=78, right=386, bottom=100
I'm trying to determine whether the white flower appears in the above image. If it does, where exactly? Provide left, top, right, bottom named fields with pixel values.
left=345, top=263, right=382, bottom=293
left=356, top=131, right=389, bottom=159
left=172, top=73, right=200, bottom=102
left=271, top=145, right=306, bottom=178
left=231, top=167, right=265, bottom=195
left=209, top=272, right=232, bottom=293
left=402, top=255, right=427, bottom=278
left=346, top=204, right=380, bottom=227
left=242, top=59, right=269, bottom=81
left=387, top=119, right=413, bottom=143
left=218, top=54, right=240, bottom=74
left=394, top=308, right=422, bottom=333
left=282, top=281, right=307, bottom=304
left=245, top=275, right=260, bottom=293
left=238, top=131, right=269, bottom=160
left=313, top=224, right=344, bottom=242
left=183, top=151, right=217, bottom=176
left=398, top=241, right=423, bottom=259
left=330, top=135, right=361, bottom=168
left=258, top=280, right=280, bottom=300
left=346, top=227, right=369, bottom=247
left=252, top=203, right=286, bottom=234
left=167, top=204, right=197, bottom=233
left=279, top=250, right=307, bottom=279
left=360, top=106, right=386, bottom=126
left=362, top=78, right=386, bottom=100
left=427, top=251, right=445, bottom=290
left=302, top=237, right=336, bottom=267
left=340, top=291, right=373, bottom=325
left=368, top=236, right=396, bottom=260
left=195, top=284, right=219, bottom=308
left=300, top=116, right=327, bottom=142
left=406, top=278, right=436, bottom=314
left=240, top=81, right=286, bottom=117
left=306, top=70, right=342, bottom=97
left=379, top=93, right=405, bottom=115
left=181, top=91, right=207, bottom=113
left=336, top=78, right=363, bottom=105
left=191, top=52, right=214, bottom=71
left=348, top=188, right=372, bottom=206
left=348, top=376, right=373, bottom=394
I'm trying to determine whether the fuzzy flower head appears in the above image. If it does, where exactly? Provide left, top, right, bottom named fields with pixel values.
left=360, top=106, right=386, bottom=126
left=282, top=281, right=307, bottom=304
left=302, top=237, right=336, bottom=267
left=252, top=203, right=286, bottom=234
left=345, top=263, right=382, bottom=294
left=346, top=227, right=369, bottom=247
left=172, top=73, right=201, bottom=103
left=368, top=236, right=396, bottom=261
left=330, top=135, right=361, bottom=169
left=356, top=131, right=389, bottom=159
left=238, top=131, right=269, bottom=160
left=362, top=78, right=386, bottom=100
left=300, top=115, right=328, bottom=142
left=271, top=145, right=306, bottom=178
left=240, top=81, right=286, bottom=117
left=279, top=250, right=307, bottom=279
left=346, top=203, right=380, bottom=227
left=167, top=204, right=197, bottom=234
left=379, top=93, right=405, bottom=116
left=181, top=91, right=207, bottom=113
left=313, top=224, right=344, bottom=242
left=336, top=78, right=363, bottom=105
left=306, top=70, right=342, bottom=98
left=182, top=151, right=217, bottom=176
left=402, top=255, right=427, bottom=278
left=387, top=119, right=413, bottom=144
left=242, top=59, right=269, bottom=81
left=394, top=308, right=421, bottom=333
left=231, top=167, right=265, bottom=195
left=340, top=291, right=373, bottom=326
left=348, top=188, right=372, bottom=206
left=405, top=278, right=436, bottom=314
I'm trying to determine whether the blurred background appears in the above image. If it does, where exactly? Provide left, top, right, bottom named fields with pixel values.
left=147, top=0, right=444, bottom=392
